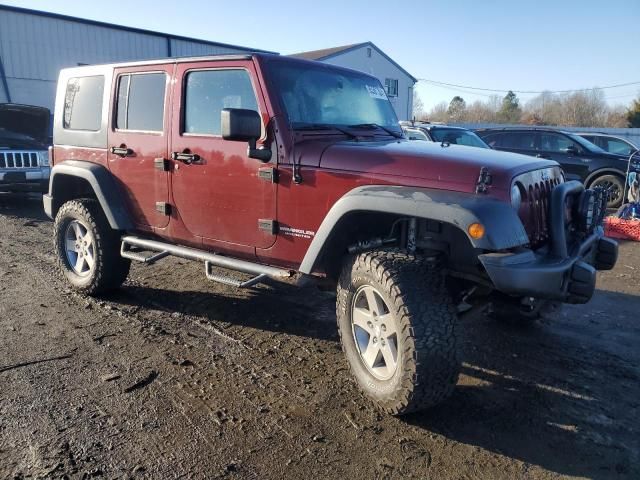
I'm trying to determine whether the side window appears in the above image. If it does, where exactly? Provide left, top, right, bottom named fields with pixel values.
left=539, top=132, right=577, bottom=153
left=184, top=69, right=258, bottom=136
left=404, top=128, right=428, bottom=141
left=503, top=132, right=536, bottom=150
left=63, top=75, right=104, bottom=131
left=481, top=132, right=503, bottom=148
left=115, top=73, right=166, bottom=132
left=605, top=138, right=633, bottom=155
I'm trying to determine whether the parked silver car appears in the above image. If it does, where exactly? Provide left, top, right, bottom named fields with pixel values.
left=576, top=132, right=638, bottom=156
left=0, top=103, right=50, bottom=192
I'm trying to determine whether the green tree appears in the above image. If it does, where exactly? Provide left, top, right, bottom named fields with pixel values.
left=447, top=96, right=466, bottom=122
left=627, top=97, right=640, bottom=127
left=498, top=90, right=522, bottom=123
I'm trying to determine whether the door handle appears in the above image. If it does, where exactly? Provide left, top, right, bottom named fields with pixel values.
left=171, top=151, right=201, bottom=164
left=110, top=146, right=133, bottom=157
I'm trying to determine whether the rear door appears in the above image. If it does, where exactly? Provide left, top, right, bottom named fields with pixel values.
left=169, top=60, right=277, bottom=249
left=484, top=131, right=538, bottom=157
left=108, top=65, right=173, bottom=230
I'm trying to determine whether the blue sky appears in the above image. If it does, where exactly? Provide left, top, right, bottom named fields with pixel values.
left=3, top=0, right=639, bottom=110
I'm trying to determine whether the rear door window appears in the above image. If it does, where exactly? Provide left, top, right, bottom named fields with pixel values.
left=183, top=69, right=258, bottom=136
left=63, top=75, right=104, bottom=131
left=501, top=131, right=536, bottom=150
left=115, top=73, right=166, bottom=132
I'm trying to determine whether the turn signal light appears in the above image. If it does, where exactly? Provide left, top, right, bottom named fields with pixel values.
left=468, top=223, right=485, bottom=239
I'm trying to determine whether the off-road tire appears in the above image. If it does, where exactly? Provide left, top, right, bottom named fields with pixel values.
left=336, top=249, right=459, bottom=415
left=54, top=199, right=130, bottom=295
left=589, top=174, right=625, bottom=208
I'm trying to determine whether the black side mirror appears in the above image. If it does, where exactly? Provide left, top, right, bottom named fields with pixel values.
left=221, top=108, right=271, bottom=162
left=565, top=145, right=579, bottom=155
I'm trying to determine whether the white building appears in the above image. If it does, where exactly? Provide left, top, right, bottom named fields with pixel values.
left=0, top=5, right=274, bottom=112
left=291, top=42, right=417, bottom=120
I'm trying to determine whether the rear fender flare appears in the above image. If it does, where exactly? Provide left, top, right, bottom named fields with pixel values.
left=45, top=160, right=133, bottom=230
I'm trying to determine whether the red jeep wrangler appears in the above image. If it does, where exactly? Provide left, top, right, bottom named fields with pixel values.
left=44, top=54, right=617, bottom=415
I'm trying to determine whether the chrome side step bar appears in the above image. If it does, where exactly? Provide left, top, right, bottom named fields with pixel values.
left=120, top=236, right=291, bottom=288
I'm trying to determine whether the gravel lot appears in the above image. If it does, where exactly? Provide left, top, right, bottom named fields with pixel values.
left=1, top=193, right=638, bottom=479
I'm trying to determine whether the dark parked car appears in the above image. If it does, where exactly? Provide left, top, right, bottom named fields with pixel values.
left=476, top=127, right=638, bottom=207
left=0, top=103, right=51, bottom=192
left=400, top=122, right=490, bottom=149
left=575, top=132, right=638, bottom=156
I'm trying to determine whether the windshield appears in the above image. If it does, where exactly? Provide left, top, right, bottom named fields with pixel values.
left=429, top=128, right=489, bottom=148
left=266, top=60, right=401, bottom=133
left=567, top=133, right=607, bottom=154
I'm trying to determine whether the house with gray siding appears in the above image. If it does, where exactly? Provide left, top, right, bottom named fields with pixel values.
left=291, top=42, right=417, bottom=120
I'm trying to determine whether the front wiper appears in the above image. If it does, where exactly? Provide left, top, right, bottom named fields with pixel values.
left=293, top=124, right=358, bottom=140
left=348, top=123, right=403, bottom=139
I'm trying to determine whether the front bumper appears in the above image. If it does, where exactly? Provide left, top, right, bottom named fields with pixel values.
left=479, top=181, right=618, bottom=304
left=0, top=167, right=50, bottom=192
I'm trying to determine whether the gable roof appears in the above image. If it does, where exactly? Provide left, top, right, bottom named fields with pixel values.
left=290, top=41, right=417, bottom=83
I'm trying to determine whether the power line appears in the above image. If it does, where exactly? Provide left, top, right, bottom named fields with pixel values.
left=418, top=78, right=640, bottom=95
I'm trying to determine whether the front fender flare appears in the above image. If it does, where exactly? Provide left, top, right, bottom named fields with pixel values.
left=44, top=160, right=133, bottom=230
left=299, top=185, right=528, bottom=274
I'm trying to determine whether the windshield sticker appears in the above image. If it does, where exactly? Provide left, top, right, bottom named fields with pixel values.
left=366, top=85, right=388, bottom=100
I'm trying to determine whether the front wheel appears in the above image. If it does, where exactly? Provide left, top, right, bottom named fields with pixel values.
left=336, top=249, right=459, bottom=415
left=54, top=199, right=130, bottom=295
left=590, top=174, right=625, bottom=208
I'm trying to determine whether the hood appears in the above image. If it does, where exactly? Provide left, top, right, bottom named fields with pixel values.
left=318, top=139, right=557, bottom=193
left=0, top=103, right=50, bottom=145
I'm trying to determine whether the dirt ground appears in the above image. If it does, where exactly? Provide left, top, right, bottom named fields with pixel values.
left=0, top=193, right=638, bottom=480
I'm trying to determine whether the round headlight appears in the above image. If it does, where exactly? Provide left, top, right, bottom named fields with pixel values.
left=511, top=184, right=522, bottom=210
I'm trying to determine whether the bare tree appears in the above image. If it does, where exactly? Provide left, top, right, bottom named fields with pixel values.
left=412, top=90, right=425, bottom=120
left=427, top=101, right=449, bottom=123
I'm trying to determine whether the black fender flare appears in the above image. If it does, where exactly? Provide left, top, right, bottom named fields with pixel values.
left=43, top=160, right=133, bottom=230
left=298, top=185, right=529, bottom=274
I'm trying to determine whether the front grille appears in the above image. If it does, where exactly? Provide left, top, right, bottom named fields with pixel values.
left=513, top=167, right=564, bottom=247
left=0, top=151, right=40, bottom=169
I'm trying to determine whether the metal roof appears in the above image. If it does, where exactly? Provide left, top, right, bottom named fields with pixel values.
left=290, top=41, right=417, bottom=83
left=0, top=4, right=277, bottom=55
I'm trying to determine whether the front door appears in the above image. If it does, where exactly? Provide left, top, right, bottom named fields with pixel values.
left=537, top=131, right=589, bottom=182
left=108, top=65, right=173, bottom=230
left=169, top=60, right=277, bottom=249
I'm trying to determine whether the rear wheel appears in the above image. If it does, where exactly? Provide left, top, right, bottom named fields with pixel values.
left=590, top=174, right=624, bottom=208
left=336, top=249, right=459, bottom=415
left=54, top=199, right=130, bottom=295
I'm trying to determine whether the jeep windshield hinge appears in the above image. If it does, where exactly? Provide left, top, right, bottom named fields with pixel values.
left=475, top=166, right=492, bottom=194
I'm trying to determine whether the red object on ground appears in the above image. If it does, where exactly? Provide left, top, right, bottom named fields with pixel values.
left=604, top=216, right=640, bottom=241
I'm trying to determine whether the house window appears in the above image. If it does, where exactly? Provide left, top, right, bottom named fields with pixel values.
left=367, top=47, right=372, bottom=58
left=385, top=78, right=398, bottom=97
